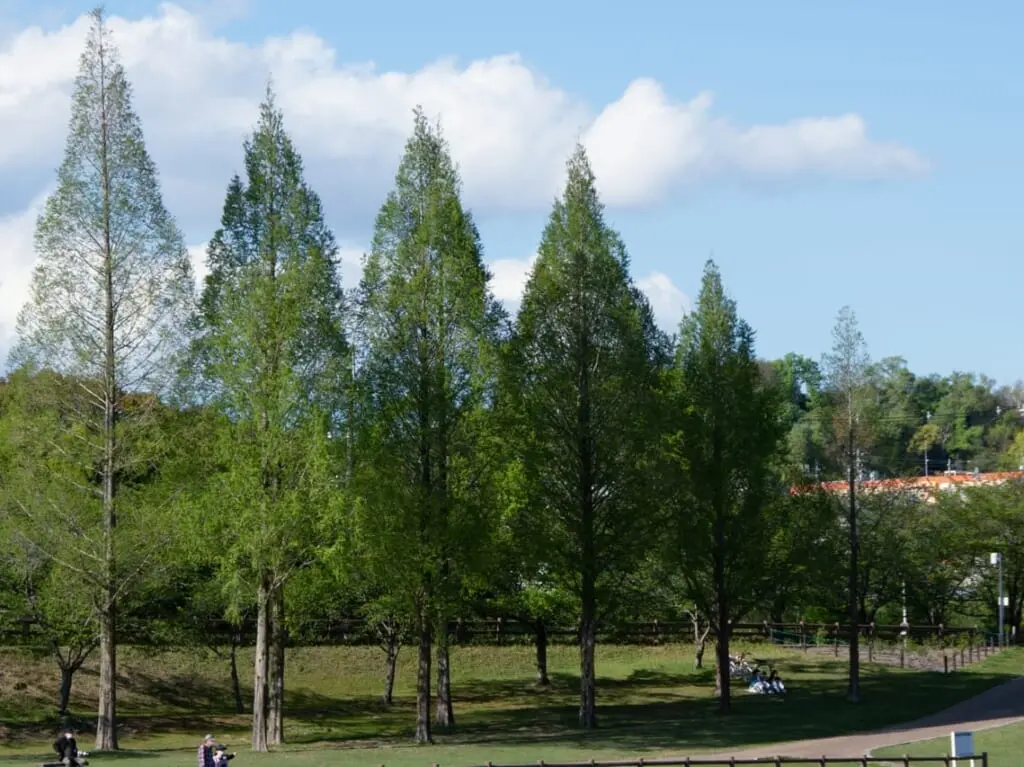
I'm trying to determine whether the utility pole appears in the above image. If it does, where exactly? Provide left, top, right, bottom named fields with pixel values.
left=999, top=552, right=1005, bottom=647
left=991, top=552, right=1005, bottom=647
left=924, top=411, right=931, bottom=477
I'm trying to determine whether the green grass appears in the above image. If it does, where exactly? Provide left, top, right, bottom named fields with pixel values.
left=873, top=720, right=1024, bottom=763
left=1, top=643, right=1021, bottom=767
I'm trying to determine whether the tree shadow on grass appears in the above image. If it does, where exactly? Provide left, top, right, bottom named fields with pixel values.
left=2, top=660, right=1017, bottom=757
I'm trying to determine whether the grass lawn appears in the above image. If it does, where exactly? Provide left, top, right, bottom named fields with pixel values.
left=873, top=720, right=1024, bottom=763
left=1, top=642, right=1021, bottom=767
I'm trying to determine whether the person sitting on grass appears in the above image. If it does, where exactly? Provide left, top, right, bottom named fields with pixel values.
left=747, top=666, right=767, bottom=693
left=214, top=744, right=236, bottom=767
left=54, top=728, right=88, bottom=767
left=197, top=734, right=216, bottom=767
left=768, top=668, right=786, bottom=695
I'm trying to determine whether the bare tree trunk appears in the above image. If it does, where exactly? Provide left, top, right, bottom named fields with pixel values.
left=59, top=665, right=75, bottom=715
left=230, top=634, right=243, bottom=714
left=578, top=359, right=597, bottom=730
left=383, top=630, right=400, bottom=705
left=268, top=584, right=285, bottom=746
left=714, top=467, right=731, bottom=713
left=95, top=16, right=119, bottom=751
left=535, top=620, right=550, bottom=686
left=435, top=619, right=454, bottom=728
left=847, top=430, right=861, bottom=703
left=95, top=604, right=117, bottom=749
left=695, top=626, right=711, bottom=669
left=579, top=606, right=597, bottom=728
left=415, top=615, right=432, bottom=744
left=251, top=575, right=270, bottom=752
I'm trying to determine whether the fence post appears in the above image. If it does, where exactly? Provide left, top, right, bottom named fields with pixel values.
left=496, top=616, right=504, bottom=645
left=952, top=652, right=958, bottom=671
left=982, top=750, right=988, bottom=767
left=944, top=654, right=949, bottom=674
left=869, top=621, right=875, bottom=662
left=902, top=756, right=910, bottom=767
left=819, top=756, right=826, bottom=767
left=774, top=756, right=782, bottom=767
left=834, top=622, right=840, bottom=657
left=961, top=647, right=965, bottom=667
left=900, top=646, right=905, bottom=668
left=800, top=620, right=807, bottom=651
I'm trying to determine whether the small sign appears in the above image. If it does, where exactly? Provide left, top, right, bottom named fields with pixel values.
left=950, top=730, right=975, bottom=767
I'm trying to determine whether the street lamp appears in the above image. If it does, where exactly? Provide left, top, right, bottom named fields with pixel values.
left=991, top=552, right=1006, bottom=647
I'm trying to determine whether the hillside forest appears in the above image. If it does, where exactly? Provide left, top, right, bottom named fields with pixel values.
left=2, top=9, right=1024, bottom=754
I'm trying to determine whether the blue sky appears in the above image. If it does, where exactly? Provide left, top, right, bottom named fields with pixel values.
left=1, top=0, right=1021, bottom=384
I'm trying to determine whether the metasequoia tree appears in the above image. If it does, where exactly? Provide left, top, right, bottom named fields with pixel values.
left=6, top=8, right=192, bottom=749
left=191, top=86, right=348, bottom=751
left=352, top=109, right=504, bottom=743
left=501, top=145, right=665, bottom=729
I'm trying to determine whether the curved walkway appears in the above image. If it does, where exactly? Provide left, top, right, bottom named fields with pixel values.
left=700, top=676, right=1024, bottom=759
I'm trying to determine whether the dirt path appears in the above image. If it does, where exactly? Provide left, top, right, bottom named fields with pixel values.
left=698, top=675, right=1024, bottom=759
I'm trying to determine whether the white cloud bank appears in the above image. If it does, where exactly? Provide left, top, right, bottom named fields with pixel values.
left=0, top=2, right=925, bottom=352
left=0, top=3, right=927, bottom=211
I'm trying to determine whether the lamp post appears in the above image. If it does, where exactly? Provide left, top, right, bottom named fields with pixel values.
left=991, top=552, right=1005, bottom=647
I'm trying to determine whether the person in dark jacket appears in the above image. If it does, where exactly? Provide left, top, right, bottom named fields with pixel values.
left=53, top=728, right=88, bottom=767
left=213, top=744, right=236, bottom=767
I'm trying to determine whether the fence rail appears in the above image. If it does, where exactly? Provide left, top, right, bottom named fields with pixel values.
left=0, top=613, right=1007, bottom=650
left=463, top=755, right=989, bottom=766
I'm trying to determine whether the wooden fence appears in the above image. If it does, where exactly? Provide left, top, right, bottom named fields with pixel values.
left=460, top=755, right=990, bottom=766
left=0, top=613, right=1005, bottom=651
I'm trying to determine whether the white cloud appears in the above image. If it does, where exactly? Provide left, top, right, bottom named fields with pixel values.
left=0, top=195, right=44, bottom=354
left=0, top=3, right=927, bottom=221
left=484, top=253, right=688, bottom=332
left=489, top=254, right=538, bottom=303
left=637, top=272, right=692, bottom=331
left=0, top=3, right=910, bottom=361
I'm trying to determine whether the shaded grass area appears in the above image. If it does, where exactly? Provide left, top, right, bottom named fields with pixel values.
left=1, top=643, right=1021, bottom=767
left=873, top=720, right=1024, bottom=763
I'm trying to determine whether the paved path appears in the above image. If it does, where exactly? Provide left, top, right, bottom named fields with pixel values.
left=699, top=676, right=1024, bottom=759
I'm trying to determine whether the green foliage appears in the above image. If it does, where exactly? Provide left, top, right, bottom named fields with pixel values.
left=664, top=260, right=786, bottom=626
left=191, top=85, right=348, bottom=605
left=501, top=144, right=667, bottom=614
left=350, top=108, right=505, bottom=626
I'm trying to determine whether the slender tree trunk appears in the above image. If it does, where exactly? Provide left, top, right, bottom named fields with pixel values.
left=435, top=619, right=454, bottom=728
left=59, top=665, right=75, bottom=715
left=535, top=620, right=550, bottom=686
left=695, top=627, right=711, bottom=669
left=579, top=601, right=597, bottom=728
left=251, top=575, right=270, bottom=752
left=230, top=634, right=243, bottom=714
left=268, top=583, right=285, bottom=746
left=95, top=26, right=119, bottom=750
left=415, top=614, right=433, bottom=744
left=714, top=498, right=731, bottom=713
left=578, top=344, right=598, bottom=730
left=96, top=602, right=117, bottom=749
left=383, top=631, right=400, bottom=705
left=847, top=428, right=861, bottom=703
